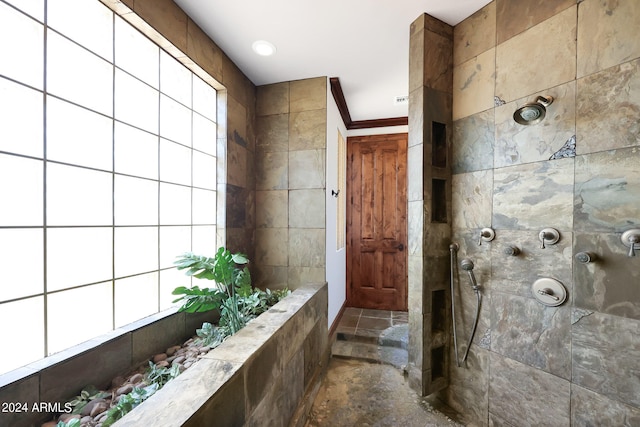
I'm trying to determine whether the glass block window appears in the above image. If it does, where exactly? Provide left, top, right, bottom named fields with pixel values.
left=0, top=0, right=218, bottom=375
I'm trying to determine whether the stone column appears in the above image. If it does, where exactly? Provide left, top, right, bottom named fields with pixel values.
left=407, top=13, right=453, bottom=396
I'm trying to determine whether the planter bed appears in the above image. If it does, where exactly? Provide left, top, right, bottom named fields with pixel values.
left=115, top=282, right=328, bottom=427
left=0, top=283, right=328, bottom=427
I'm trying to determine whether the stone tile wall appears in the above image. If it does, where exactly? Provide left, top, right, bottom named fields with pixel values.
left=407, top=13, right=454, bottom=396
left=438, top=0, right=640, bottom=425
left=254, top=78, right=328, bottom=289
left=116, top=283, right=329, bottom=427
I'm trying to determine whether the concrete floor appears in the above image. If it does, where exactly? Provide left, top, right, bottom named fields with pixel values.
left=305, top=308, right=465, bottom=427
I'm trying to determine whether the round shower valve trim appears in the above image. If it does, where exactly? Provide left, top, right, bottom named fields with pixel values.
left=478, top=227, right=496, bottom=246
left=539, top=227, right=560, bottom=249
left=531, top=278, right=567, bottom=307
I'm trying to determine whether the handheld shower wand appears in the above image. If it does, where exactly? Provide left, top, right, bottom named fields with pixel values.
left=460, top=258, right=479, bottom=290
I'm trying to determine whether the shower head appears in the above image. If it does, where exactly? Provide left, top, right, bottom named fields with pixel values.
left=460, top=258, right=475, bottom=271
left=460, top=258, right=479, bottom=290
left=513, top=95, right=554, bottom=125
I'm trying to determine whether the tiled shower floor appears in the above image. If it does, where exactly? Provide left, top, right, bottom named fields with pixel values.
left=305, top=307, right=464, bottom=426
left=332, top=307, right=410, bottom=366
left=336, top=307, right=408, bottom=340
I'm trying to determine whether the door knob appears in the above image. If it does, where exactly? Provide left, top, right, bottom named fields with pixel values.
left=395, top=243, right=405, bottom=251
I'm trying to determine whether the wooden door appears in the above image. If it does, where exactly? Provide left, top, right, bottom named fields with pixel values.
left=346, top=133, right=407, bottom=311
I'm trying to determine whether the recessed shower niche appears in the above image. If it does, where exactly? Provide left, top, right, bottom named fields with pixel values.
left=430, top=121, right=448, bottom=224
left=431, top=178, right=447, bottom=223
left=432, top=121, right=447, bottom=167
left=431, top=345, right=445, bottom=382
left=431, top=289, right=447, bottom=333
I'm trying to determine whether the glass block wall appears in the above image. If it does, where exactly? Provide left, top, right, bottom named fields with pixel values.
left=0, top=0, right=218, bottom=375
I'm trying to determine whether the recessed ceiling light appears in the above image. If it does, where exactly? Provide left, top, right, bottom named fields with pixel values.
left=252, top=40, right=277, bottom=56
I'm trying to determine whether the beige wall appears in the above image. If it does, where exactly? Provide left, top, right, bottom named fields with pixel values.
left=442, top=0, right=640, bottom=424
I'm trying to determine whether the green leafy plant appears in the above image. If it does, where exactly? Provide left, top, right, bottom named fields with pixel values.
left=168, top=284, right=225, bottom=313
left=66, top=385, right=110, bottom=414
left=173, top=247, right=291, bottom=342
left=145, top=361, right=181, bottom=389
left=91, top=248, right=291, bottom=426
left=243, top=288, right=291, bottom=318
left=102, top=384, right=158, bottom=427
left=173, top=248, right=252, bottom=334
left=195, top=321, right=226, bottom=347
left=56, top=419, right=81, bottom=427
left=172, top=248, right=250, bottom=286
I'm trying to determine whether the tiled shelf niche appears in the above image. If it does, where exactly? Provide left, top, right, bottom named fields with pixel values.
left=431, top=289, right=447, bottom=333
left=432, top=121, right=447, bottom=168
left=431, top=178, right=448, bottom=223
left=431, top=345, right=445, bottom=382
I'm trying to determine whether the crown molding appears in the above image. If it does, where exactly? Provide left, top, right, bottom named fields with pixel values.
left=330, top=77, right=408, bottom=130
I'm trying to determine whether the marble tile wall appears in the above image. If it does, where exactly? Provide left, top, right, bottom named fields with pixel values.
left=255, top=78, right=327, bottom=289
left=443, top=0, right=640, bottom=425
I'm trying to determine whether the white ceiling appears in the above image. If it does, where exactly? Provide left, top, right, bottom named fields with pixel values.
left=174, top=0, right=491, bottom=123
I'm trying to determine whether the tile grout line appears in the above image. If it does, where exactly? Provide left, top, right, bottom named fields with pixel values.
left=354, top=308, right=362, bottom=335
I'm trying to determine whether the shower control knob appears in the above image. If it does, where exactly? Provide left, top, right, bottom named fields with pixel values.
left=503, top=246, right=520, bottom=256
left=532, top=278, right=567, bottom=307
left=621, top=229, right=640, bottom=257
left=537, top=288, right=560, bottom=301
left=575, top=252, right=596, bottom=264
left=478, top=227, right=496, bottom=246
left=538, top=228, right=560, bottom=249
